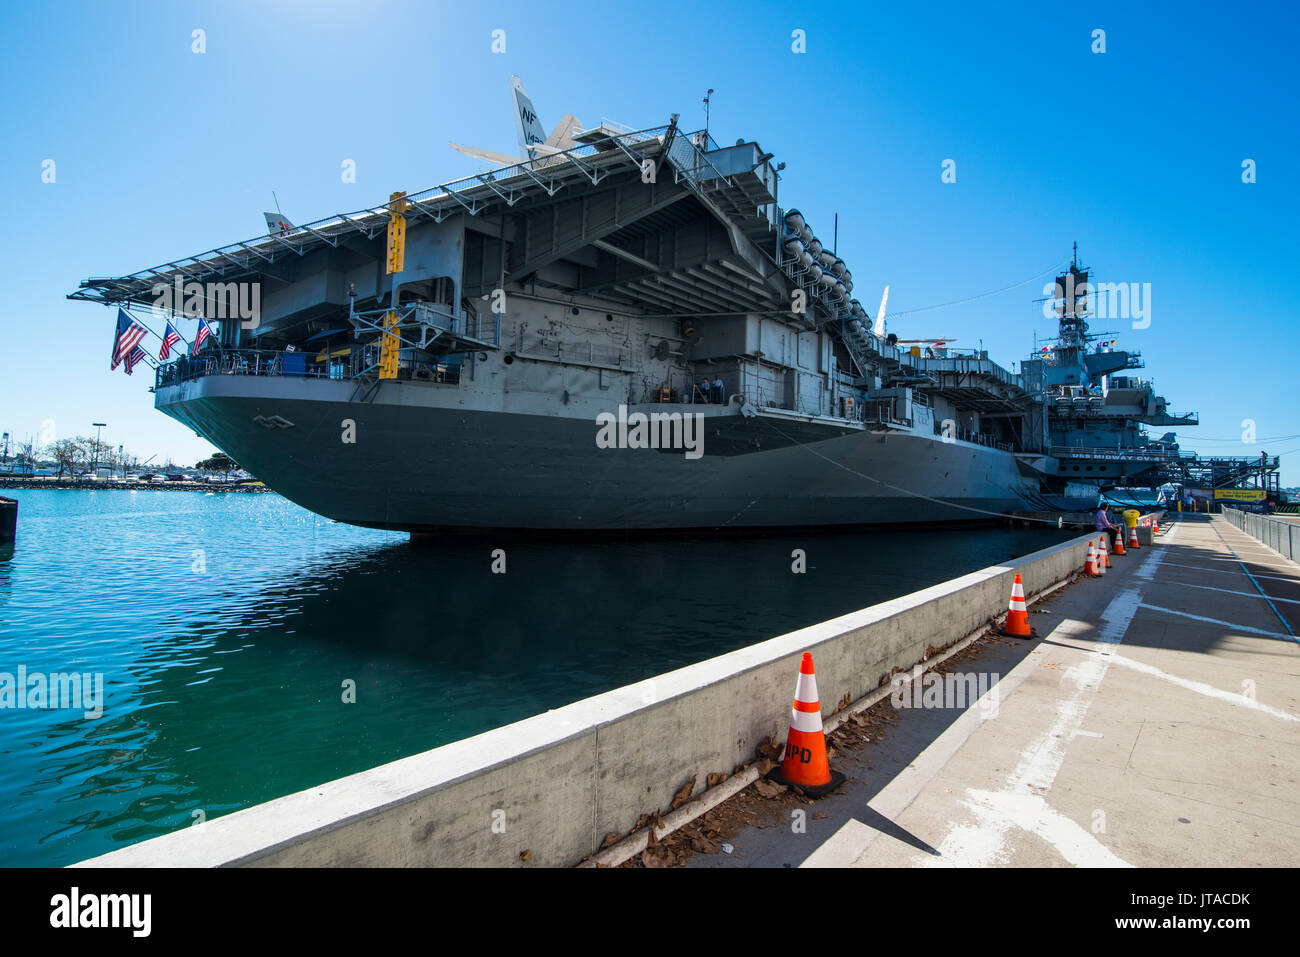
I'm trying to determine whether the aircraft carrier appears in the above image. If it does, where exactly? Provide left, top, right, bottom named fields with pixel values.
left=70, top=79, right=1268, bottom=533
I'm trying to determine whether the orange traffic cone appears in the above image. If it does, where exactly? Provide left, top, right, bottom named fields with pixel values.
left=770, top=653, right=845, bottom=797
left=1099, top=535, right=1110, bottom=570
left=1113, top=529, right=1126, bottom=555
left=1001, top=572, right=1035, bottom=638
left=1127, top=524, right=1140, bottom=549
left=1152, top=517, right=1160, bottom=535
left=1085, top=540, right=1100, bottom=576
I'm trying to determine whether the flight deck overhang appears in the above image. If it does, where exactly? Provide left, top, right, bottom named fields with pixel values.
left=68, top=124, right=688, bottom=309
left=69, top=122, right=794, bottom=331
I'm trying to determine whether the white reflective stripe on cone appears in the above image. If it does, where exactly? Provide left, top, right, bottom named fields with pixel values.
left=1010, top=582, right=1025, bottom=598
left=1009, top=597, right=1027, bottom=610
left=794, top=672, right=818, bottom=705
left=790, top=707, right=823, bottom=733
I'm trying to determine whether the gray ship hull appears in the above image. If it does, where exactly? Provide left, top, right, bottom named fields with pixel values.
left=156, top=376, right=1036, bottom=532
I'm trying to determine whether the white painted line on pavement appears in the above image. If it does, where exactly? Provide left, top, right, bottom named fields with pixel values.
left=914, top=541, right=1176, bottom=867
left=1137, top=603, right=1296, bottom=640
left=1100, top=651, right=1300, bottom=722
left=1151, top=579, right=1300, bottom=605
left=958, top=790, right=1132, bottom=867
left=1157, top=561, right=1298, bottom=585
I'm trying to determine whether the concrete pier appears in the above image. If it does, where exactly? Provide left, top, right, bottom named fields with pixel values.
left=694, top=514, right=1298, bottom=868
left=73, top=513, right=1297, bottom=868
left=75, top=530, right=1098, bottom=868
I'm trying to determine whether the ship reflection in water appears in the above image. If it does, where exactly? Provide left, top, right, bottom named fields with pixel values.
left=0, top=490, right=1070, bottom=865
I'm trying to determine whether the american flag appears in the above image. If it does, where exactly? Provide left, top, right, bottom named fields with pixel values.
left=111, top=308, right=147, bottom=371
left=159, top=319, right=181, bottom=361
left=192, top=317, right=213, bottom=355
left=124, top=344, right=148, bottom=375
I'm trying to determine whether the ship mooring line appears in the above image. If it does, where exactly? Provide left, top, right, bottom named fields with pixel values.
left=754, top=416, right=1065, bottom=526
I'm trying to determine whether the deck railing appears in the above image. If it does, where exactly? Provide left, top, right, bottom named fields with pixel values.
left=154, top=347, right=464, bottom=388
left=1222, top=506, right=1297, bottom=561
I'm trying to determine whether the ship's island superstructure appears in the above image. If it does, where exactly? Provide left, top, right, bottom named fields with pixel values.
left=70, top=80, right=1278, bottom=532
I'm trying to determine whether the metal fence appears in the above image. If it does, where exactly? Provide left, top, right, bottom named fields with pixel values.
left=156, top=347, right=385, bottom=386
left=933, top=419, right=1012, bottom=450
left=1222, top=507, right=1297, bottom=561
left=158, top=349, right=348, bottom=387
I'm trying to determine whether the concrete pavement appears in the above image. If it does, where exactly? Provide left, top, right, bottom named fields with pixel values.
left=690, top=515, right=1300, bottom=868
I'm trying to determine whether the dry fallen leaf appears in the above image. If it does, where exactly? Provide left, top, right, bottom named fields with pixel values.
left=519, top=849, right=532, bottom=862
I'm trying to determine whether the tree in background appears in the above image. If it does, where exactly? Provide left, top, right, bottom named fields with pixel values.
left=46, top=438, right=86, bottom=478
left=15, top=440, right=36, bottom=474
left=196, top=452, right=237, bottom=481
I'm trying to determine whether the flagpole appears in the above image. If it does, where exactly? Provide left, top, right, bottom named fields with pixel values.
left=119, top=304, right=195, bottom=354
left=117, top=305, right=181, bottom=348
left=114, top=305, right=180, bottom=371
left=169, top=312, right=193, bottom=351
left=117, top=303, right=228, bottom=363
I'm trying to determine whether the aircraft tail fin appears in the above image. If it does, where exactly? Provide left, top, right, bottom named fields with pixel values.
left=264, top=212, right=293, bottom=235
left=511, top=75, right=548, bottom=159
left=545, top=113, right=583, bottom=152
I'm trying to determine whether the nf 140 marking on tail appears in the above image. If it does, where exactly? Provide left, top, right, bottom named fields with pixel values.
left=449, top=75, right=584, bottom=167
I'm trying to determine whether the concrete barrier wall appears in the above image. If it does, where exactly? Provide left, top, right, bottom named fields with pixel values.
left=76, top=532, right=1098, bottom=869
left=1223, top=507, right=1296, bottom=561
left=1135, top=510, right=1165, bottom=547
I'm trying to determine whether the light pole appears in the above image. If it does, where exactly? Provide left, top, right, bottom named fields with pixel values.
left=92, top=422, right=106, bottom=478
left=2, top=432, right=8, bottom=470
left=703, top=88, right=713, bottom=146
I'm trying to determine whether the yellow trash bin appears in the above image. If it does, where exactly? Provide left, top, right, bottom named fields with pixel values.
left=1123, top=509, right=1140, bottom=529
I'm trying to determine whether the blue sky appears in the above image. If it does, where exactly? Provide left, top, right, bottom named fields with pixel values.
left=2, top=0, right=1297, bottom=482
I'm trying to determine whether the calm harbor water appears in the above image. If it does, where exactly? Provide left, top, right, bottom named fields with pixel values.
left=0, top=489, right=1071, bottom=866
